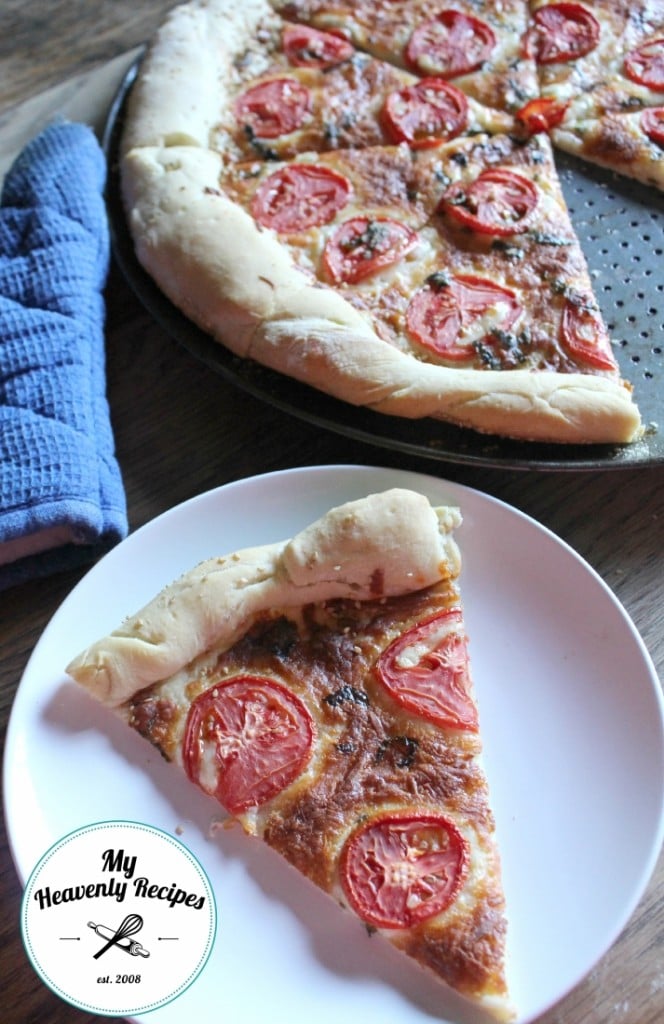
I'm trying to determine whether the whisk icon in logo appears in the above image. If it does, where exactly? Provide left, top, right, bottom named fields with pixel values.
left=88, top=913, right=151, bottom=959
left=21, top=820, right=216, bottom=1016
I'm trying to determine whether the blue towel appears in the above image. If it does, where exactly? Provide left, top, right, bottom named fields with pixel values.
left=0, top=122, right=127, bottom=590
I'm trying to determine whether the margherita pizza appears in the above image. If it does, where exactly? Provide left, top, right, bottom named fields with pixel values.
left=118, top=0, right=662, bottom=443
left=66, top=488, right=514, bottom=1020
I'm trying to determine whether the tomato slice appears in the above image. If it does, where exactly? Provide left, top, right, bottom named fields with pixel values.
left=624, top=38, right=664, bottom=91
left=282, top=23, right=355, bottom=68
left=382, top=78, right=469, bottom=149
left=526, top=3, right=600, bottom=65
left=340, top=813, right=469, bottom=929
left=323, top=216, right=418, bottom=284
left=234, top=77, right=312, bottom=138
left=641, top=106, right=664, bottom=146
left=252, top=164, right=352, bottom=232
left=439, top=168, right=539, bottom=236
left=405, top=10, right=497, bottom=79
left=375, top=609, right=478, bottom=730
left=406, top=274, right=523, bottom=360
left=560, top=292, right=617, bottom=371
left=182, top=675, right=315, bottom=815
left=515, top=96, right=569, bottom=135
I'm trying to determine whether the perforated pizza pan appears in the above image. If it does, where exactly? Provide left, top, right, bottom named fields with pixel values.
left=103, top=61, right=664, bottom=471
left=553, top=153, right=664, bottom=457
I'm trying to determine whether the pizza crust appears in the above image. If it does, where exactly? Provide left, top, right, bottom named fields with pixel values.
left=120, top=0, right=277, bottom=154
left=122, top=144, right=642, bottom=443
left=70, top=486, right=516, bottom=1020
left=119, top=0, right=643, bottom=443
left=66, top=489, right=462, bottom=705
left=553, top=116, right=664, bottom=192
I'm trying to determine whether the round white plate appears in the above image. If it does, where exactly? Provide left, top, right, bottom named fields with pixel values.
left=5, top=464, right=664, bottom=1024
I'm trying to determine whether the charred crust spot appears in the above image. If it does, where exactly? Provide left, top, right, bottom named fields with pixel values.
left=324, top=684, right=370, bottom=708
left=375, top=735, right=419, bottom=768
left=254, top=616, right=299, bottom=657
left=227, top=615, right=299, bottom=662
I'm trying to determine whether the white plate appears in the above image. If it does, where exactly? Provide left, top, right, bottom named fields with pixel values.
left=5, top=464, right=664, bottom=1024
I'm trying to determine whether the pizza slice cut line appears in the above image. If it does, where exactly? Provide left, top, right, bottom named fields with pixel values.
left=220, top=130, right=623, bottom=378
left=271, top=0, right=664, bottom=187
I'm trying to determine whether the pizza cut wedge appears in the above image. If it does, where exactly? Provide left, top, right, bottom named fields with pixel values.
left=271, top=0, right=541, bottom=118
left=121, top=0, right=515, bottom=163
left=525, top=0, right=664, bottom=108
left=118, top=0, right=644, bottom=444
left=213, top=28, right=517, bottom=161
left=122, top=131, right=641, bottom=442
left=222, top=130, right=625, bottom=376
left=551, top=100, right=664, bottom=191
left=522, top=1, right=664, bottom=190
left=66, top=488, right=515, bottom=1021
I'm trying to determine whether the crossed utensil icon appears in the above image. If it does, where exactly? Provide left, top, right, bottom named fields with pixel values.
left=88, top=913, right=150, bottom=958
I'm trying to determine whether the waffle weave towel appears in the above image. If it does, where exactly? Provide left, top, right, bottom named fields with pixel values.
left=0, top=122, right=127, bottom=590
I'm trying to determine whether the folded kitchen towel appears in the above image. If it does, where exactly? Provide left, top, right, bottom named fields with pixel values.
left=0, top=121, right=127, bottom=590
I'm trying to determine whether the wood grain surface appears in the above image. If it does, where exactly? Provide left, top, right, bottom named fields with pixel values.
left=1, top=4, right=663, bottom=1023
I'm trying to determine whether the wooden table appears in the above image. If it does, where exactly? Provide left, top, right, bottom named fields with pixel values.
left=1, top=4, right=662, bottom=1022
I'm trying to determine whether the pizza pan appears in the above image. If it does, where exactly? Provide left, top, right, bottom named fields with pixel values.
left=103, top=60, right=664, bottom=471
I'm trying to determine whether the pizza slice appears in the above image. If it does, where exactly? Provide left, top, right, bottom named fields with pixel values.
left=525, top=1, right=664, bottom=108
left=546, top=29, right=664, bottom=189
left=226, top=130, right=623, bottom=372
left=118, top=0, right=643, bottom=443
left=122, top=0, right=514, bottom=167
left=217, top=52, right=516, bottom=163
left=213, top=39, right=444, bottom=162
left=121, top=130, right=641, bottom=441
left=270, top=0, right=541, bottom=120
left=66, top=488, right=515, bottom=1021
left=550, top=100, right=664, bottom=190
left=521, top=2, right=664, bottom=189
left=222, top=131, right=622, bottom=374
